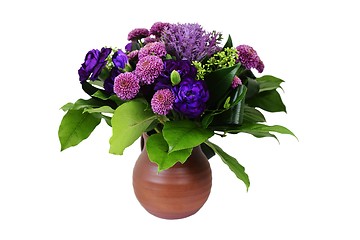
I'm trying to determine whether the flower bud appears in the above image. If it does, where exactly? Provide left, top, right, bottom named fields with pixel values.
left=170, top=70, right=181, bottom=86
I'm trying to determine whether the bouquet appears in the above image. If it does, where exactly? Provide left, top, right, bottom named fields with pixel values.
left=58, top=22, right=296, bottom=190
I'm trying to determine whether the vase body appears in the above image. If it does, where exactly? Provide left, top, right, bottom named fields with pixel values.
left=133, top=135, right=212, bottom=219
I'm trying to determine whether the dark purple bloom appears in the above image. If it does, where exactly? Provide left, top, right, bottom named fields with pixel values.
left=125, top=42, right=132, bottom=52
left=172, top=77, right=209, bottom=118
left=78, top=49, right=100, bottom=82
left=112, top=49, right=128, bottom=69
left=104, top=68, right=121, bottom=93
left=161, top=23, right=221, bottom=61
left=155, top=60, right=197, bottom=91
left=236, top=45, right=264, bottom=73
left=150, top=22, right=170, bottom=37
left=127, top=28, right=149, bottom=41
left=90, top=47, right=111, bottom=80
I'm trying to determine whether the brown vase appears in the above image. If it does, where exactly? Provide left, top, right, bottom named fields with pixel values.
left=133, top=134, right=212, bottom=219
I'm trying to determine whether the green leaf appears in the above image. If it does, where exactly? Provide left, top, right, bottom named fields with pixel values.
left=92, top=90, right=111, bottom=100
left=163, top=120, right=214, bottom=153
left=146, top=133, right=193, bottom=171
left=83, top=106, right=114, bottom=114
left=245, top=78, right=260, bottom=99
left=58, top=110, right=101, bottom=151
left=200, top=142, right=215, bottom=159
left=256, top=75, right=284, bottom=93
left=247, top=89, right=286, bottom=113
left=205, top=63, right=241, bottom=107
left=223, top=35, right=233, bottom=49
left=243, top=105, right=266, bottom=123
left=60, top=102, right=74, bottom=111
left=205, top=141, right=250, bottom=190
left=109, top=99, right=157, bottom=155
left=227, top=123, right=297, bottom=141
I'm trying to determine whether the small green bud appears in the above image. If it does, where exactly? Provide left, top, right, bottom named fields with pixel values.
left=170, top=70, right=181, bottom=86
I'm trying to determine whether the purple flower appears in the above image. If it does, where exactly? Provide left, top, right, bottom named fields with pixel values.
left=104, top=68, right=121, bottom=94
left=143, top=37, right=157, bottom=44
left=236, top=45, right=264, bottom=73
left=151, top=89, right=175, bottom=115
left=91, top=47, right=112, bottom=80
left=231, top=76, right=242, bottom=89
left=172, top=77, right=209, bottom=118
left=138, top=42, right=167, bottom=59
left=127, top=28, right=149, bottom=41
left=125, top=42, right=133, bottom=52
left=161, top=23, right=221, bottom=61
left=112, top=49, right=128, bottom=69
left=155, top=60, right=197, bottom=91
left=113, top=72, right=140, bottom=100
left=127, top=50, right=139, bottom=61
left=135, top=55, right=163, bottom=85
left=150, top=22, right=170, bottom=37
left=78, top=48, right=111, bottom=82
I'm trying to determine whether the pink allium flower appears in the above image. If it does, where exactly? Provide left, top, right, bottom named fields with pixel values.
left=138, top=42, right=167, bottom=59
left=135, top=55, right=164, bottom=85
left=113, top=72, right=140, bottom=100
left=127, top=28, right=149, bottom=41
left=236, top=45, right=264, bottom=73
left=231, top=76, right=242, bottom=89
left=151, top=89, right=175, bottom=115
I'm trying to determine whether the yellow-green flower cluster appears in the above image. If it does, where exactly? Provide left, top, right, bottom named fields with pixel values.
left=193, top=47, right=239, bottom=80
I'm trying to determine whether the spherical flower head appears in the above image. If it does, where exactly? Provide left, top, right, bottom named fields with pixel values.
left=143, top=37, right=157, bottom=45
left=112, top=49, right=128, bottom=69
left=127, top=50, right=139, bottom=61
left=151, top=89, right=175, bottom=115
left=138, top=42, right=167, bottom=59
left=127, top=28, right=149, bottom=41
left=113, top=72, right=140, bottom=100
left=231, top=76, right=242, bottom=89
left=135, top=55, right=164, bottom=85
left=150, top=22, right=170, bottom=37
left=172, top=77, right=209, bottom=118
left=236, top=45, right=264, bottom=73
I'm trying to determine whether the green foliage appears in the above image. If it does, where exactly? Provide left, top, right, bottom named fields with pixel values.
left=247, top=89, right=286, bottom=113
left=163, top=120, right=214, bottom=153
left=109, top=99, right=157, bottom=155
left=205, top=141, right=250, bottom=190
left=242, top=105, right=266, bottom=123
left=146, top=133, right=193, bottom=171
left=58, top=110, right=101, bottom=151
left=256, top=75, right=284, bottom=93
left=205, top=63, right=241, bottom=107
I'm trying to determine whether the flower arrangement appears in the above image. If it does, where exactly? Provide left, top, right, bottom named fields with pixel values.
left=58, top=22, right=296, bottom=190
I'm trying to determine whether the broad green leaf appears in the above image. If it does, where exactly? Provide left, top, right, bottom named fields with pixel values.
left=245, top=78, right=260, bottom=99
left=205, top=141, right=250, bottom=190
left=109, top=99, right=157, bottom=155
left=223, top=35, right=233, bottom=49
left=146, top=133, right=193, bottom=171
left=256, top=75, right=284, bottom=93
left=101, top=114, right=112, bottom=127
left=58, top=110, right=101, bottom=151
left=201, top=114, right=214, bottom=128
left=205, top=63, right=241, bottom=107
left=247, top=89, right=286, bottom=113
left=227, top=123, right=297, bottom=140
left=62, top=98, right=103, bottom=111
left=243, top=105, right=266, bottom=123
left=163, top=120, right=214, bottom=153
left=60, top=102, right=74, bottom=111
left=83, top=106, right=114, bottom=114
left=92, top=90, right=111, bottom=100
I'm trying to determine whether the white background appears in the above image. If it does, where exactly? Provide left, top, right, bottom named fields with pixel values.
left=1, top=0, right=359, bottom=239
